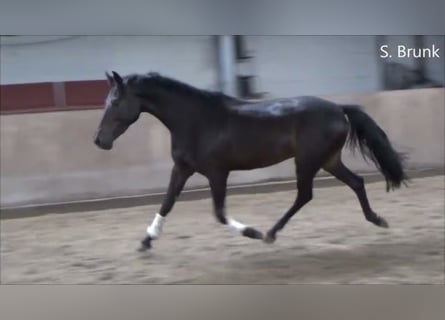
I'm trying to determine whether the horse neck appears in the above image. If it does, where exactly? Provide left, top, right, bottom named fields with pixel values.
left=140, top=92, right=217, bottom=136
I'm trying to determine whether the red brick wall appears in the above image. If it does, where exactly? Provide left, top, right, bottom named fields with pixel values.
left=0, top=80, right=109, bottom=114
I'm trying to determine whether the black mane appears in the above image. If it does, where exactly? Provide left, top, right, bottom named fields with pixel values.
left=126, top=72, right=243, bottom=106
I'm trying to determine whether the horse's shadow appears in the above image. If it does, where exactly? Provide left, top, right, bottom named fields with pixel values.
left=195, top=236, right=443, bottom=284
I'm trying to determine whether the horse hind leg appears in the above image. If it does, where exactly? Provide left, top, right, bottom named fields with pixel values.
left=264, top=123, right=352, bottom=243
left=323, top=154, right=389, bottom=228
left=264, top=159, right=319, bottom=243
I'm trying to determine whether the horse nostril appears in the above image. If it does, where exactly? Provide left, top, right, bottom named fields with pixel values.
left=94, top=136, right=101, bottom=146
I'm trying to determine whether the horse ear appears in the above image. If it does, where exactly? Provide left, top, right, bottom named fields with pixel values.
left=111, top=71, right=125, bottom=95
left=105, top=72, right=114, bottom=85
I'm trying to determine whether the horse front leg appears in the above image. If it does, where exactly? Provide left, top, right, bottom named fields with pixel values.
left=207, top=170, right=263, bottom=240
left=138, top=164, right=194, bottom=251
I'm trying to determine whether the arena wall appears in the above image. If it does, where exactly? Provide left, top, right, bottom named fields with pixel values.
left=1, top=88, right=443, bottom=207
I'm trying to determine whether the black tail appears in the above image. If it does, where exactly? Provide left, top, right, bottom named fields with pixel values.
left=342, top=105, right=408, bottom=191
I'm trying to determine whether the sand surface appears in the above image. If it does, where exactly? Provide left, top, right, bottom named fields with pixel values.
left=1, top=175, right=443, bottom=284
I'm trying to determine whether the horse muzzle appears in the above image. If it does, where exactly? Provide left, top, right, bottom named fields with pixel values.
left=94, top=134, right=113, bottom=150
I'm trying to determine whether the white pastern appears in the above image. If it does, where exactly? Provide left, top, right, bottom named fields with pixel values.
left=146, top=213, right=165, bottom=239
left=227, top=217, right=247, bottom=234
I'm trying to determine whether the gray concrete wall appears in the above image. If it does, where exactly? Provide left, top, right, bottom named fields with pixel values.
left=1, top=88, right=443, bottom=208
left=245, top=36, right=444, bottom=96
left=245, top=36, right=380, bottom=96
left=0, top=36, right=218, bottom=89
left=424, top=36, right=445, bottom=84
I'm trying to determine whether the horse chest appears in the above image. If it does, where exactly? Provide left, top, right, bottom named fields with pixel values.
left=171, top=141, right=198, bottom=168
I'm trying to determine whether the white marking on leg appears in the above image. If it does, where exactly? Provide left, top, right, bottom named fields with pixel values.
left=146, top=213, right=165, bottom=240
left=227, top=217, right=247, bottom=235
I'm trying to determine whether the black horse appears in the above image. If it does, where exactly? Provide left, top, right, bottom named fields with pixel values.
left=94, top=71, right=408, bottom=251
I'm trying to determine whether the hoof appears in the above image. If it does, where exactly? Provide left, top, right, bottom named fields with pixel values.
left=137, top=244, right=150, bottom=252
left=137, top=235, right=152, bottom=252
left=263, top=232, right=276, bottom=244
left=242, top=227, right=264, bottom=240
left=377, top=217, right=389, bottom=228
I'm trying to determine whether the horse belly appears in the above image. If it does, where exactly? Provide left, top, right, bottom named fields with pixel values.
left=227, top=135, right=296, bottom=170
